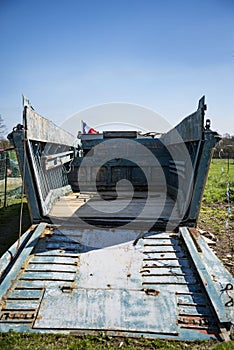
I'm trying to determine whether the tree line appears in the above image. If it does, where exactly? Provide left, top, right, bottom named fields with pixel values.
left=0, top=115, right=10, bottom=149
left=0, top=114, right=234, bottom=158
left=213, top=134, right=234, bottom=159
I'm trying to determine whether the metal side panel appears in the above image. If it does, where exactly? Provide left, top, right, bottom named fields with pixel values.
left=10, top=132, right=41, bottom=221
left=8, top=105, right=76, bottom=220
left=0, top=226, right=34, bottom=278
left=180, top=227, right=234, bottom=325
left=0, top=223, right=47, bottom=298
left=24, top=106, right=75, bottom=145
left=26, top=138, right=72, bottom=217
left=188, top=134, right=219, bottom=222
left=161, top=96, right=205, bottom=144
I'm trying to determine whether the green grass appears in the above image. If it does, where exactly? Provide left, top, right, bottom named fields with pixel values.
left=199, top=205, right=229, bottom=234
left=0, top=331, right=231, bottom=350
left=9, top=149, right=17, bottom=162
left=199, top=158, right=233, bottom=235
left=202, top=158, right=234, bottom=204
left=0, top=198, right=30, bottom=257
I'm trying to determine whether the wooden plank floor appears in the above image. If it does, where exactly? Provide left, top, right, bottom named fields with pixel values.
left=48, top=191, right=180, bottom=228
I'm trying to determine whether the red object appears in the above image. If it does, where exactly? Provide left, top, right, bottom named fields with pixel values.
left=82, top=120, right=98, bottom=134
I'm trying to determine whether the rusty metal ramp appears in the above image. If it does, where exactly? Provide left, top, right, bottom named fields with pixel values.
left=0, top=223, right=233, bottom=340
left=34, top=290, right=178, bottom=334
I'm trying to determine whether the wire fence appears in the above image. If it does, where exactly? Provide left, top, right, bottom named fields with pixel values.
left=0, top=149, right=22, bottom=208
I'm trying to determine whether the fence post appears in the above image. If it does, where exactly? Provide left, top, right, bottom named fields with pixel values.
left=3, top=152, right=9, bottom=208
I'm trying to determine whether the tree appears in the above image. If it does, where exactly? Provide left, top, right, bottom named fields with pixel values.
left=213, top=134, right=234, bottom=159
left=0, top=115, right=10, bottom=149
left=0, top=115, right=6, bottom=140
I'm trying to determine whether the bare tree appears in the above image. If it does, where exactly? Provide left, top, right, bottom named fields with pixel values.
left=0, top=115, right=6, bottom=140
left=213, top=135, right=234, bottom=159
left=0, top=115, right=10, bottom=149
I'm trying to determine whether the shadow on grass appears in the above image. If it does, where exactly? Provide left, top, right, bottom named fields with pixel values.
left=0, top=201, right=31, bottom=257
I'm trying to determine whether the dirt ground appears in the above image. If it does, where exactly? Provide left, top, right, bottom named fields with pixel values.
left=198, top=202, right=234, bottom=276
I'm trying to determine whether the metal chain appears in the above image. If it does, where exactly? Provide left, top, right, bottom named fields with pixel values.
left=225, top=156, right=231, bottom=230
left=218, top=147, right=232, bottom=232
left=16, top=131, right=26, bottom=251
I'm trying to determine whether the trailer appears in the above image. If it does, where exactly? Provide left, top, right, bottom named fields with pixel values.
left=0, top=97, right=233, bottom=341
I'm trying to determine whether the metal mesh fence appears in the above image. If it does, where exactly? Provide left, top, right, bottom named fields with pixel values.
left=0, top=149, right=22, bottom=208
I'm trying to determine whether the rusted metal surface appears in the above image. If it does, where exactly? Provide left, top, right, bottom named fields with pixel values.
left=2, top=97, right=233, bottom=340
left=0, top=223, right=233, bottom=340
left=34, top=289, right=178, bottom=333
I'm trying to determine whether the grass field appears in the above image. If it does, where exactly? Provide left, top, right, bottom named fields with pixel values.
left=0, top=199, right=30, bottom=257
left=0, top=158, right=233, bottom=349
left=198, top=159, right=234, bottom=271
left=202, top=158, right=234, bottom=204
left=0, top=331, right=233, bottom=350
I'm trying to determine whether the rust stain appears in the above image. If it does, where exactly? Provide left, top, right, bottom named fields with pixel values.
left=179, top=315, right=209, bottom=326
left=40, top=227, right=54, bottom=238
left=60, top=286, right=74, bottom=293
left=143, top=289, right=160, bottom=296
left=188, top=228, right=202, bottom=253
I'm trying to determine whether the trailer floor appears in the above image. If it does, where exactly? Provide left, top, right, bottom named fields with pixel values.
left=48, top=191, right=181, bottom=230
left=1, top=218, right=233, bottom=340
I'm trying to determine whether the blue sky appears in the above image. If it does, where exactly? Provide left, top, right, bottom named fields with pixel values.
left=0, top=0, right=234, bottom=136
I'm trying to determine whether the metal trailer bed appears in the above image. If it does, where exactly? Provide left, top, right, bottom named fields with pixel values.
left=0, top=97, right=233, bottom=341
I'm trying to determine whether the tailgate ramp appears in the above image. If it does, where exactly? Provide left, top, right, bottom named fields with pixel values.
left=0, top=224, right=233, bottom=340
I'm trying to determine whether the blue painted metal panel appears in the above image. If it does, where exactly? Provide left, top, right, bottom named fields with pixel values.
left=189, top=229, right=234, bottom=323
left=9, top=132, right=41, bottom=221
left=34, top=288, right=178, bottom=334
left=0, top=225, right=230, bottom=339
left=179, top=227, right=233, bottom=323
left=0, top=223, right=47, bottom=298
left=0, top=226, right=33, bottom=278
